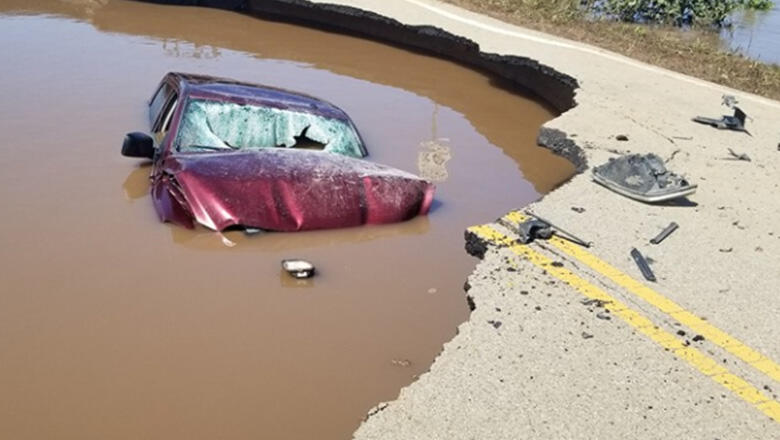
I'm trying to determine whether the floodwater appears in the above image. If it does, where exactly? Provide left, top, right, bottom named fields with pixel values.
left=722, top=2, right=780, bottom=65
left=0, top=1, right=573, bottom=439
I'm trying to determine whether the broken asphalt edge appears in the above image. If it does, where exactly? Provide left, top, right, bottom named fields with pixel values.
left=135, top=0, right=780, bottom=438
left=132, top=0, right=596, bottom=432
left=135, top=0, right=587, bottom=409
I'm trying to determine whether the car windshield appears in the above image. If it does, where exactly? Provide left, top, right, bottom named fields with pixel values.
left=174, top=98, right=365, bottom=158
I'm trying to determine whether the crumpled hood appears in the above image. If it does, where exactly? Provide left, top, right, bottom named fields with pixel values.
left=165, top=149, right=434, bottom=232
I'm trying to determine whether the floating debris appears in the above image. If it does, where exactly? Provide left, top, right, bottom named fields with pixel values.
left=391, top=359, right=412, bottom=368
left=282, top=259, right=316, bottom=279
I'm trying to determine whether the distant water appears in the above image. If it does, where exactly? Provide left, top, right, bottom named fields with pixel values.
left=721, top=3, right=780, bottom=65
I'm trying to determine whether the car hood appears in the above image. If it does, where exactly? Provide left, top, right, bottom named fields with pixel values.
left=164, top=149, right=434, bottom=232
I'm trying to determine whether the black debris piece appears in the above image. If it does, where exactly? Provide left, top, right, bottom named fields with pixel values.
left=692, top=97, right=750, bottom=135
left=630, top=248, right=657, bottom=282
left=725, top=148, right=751, bottom=162
left=650, top=222, right=679, bottom=245
left=525, top=212, right=592, bottom=248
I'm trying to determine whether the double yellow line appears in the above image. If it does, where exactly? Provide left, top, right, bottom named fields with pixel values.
left=469, top=212, right=780, bottom=423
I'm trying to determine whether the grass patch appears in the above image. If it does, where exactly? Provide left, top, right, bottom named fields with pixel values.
left=443, top=0, right=780, bottom=101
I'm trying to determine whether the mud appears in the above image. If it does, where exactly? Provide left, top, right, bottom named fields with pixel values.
left=0, top=1, right=574, bottom=439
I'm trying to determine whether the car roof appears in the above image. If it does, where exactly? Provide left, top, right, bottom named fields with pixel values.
left=166, top=72, right=349, bottom=121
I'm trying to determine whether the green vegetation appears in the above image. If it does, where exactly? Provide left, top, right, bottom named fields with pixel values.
left=445, top=0, right=780, bottom=100
left=594, top=0, right=773, bottom=26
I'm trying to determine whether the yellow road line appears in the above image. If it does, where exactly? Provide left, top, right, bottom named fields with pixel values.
left=469, top=224, right=780, bottom=424
left=503, top=211, right=780, bottom=385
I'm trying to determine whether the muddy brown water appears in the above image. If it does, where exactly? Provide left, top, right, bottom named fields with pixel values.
left=0, top=1, right=574, bottom=439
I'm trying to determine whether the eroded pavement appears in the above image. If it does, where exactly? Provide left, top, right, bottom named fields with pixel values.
left=294, top=0, right=780, bottom=438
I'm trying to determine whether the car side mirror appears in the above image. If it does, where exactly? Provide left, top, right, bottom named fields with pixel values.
left=122, top=132, right=155, bottom=159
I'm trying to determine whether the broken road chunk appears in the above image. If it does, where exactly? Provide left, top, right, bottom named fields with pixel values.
left=592, top=153, right=697, bottom=203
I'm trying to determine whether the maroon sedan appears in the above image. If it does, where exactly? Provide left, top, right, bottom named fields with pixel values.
left=121, top=73, right=434, bottom=232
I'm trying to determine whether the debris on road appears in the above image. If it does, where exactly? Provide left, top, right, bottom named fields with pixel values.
left=592, top=153, right=697, bottom=203
left=571, top=206, right=586, bottom=213
left=497, top=217, right=552, bottom=244
left=525, top=212, right=592, bottom=248
left=724, top=148, right=751, bottom=162
left=581, top=298, right=611, bottom=307
left=616, top=134, right=629, bottom=141
left=282, top=259, right=316, bottom=279
left=487, top=320, right=503, bottom=329
left=650, top=222, right=679, bottom=244
left=630, top=248, right=657, bottom=282
left=692, top=95, right=750, bottom=135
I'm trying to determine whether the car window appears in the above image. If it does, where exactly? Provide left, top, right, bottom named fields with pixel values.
left=160, top=95, right=178, bottom=135
left=173, top=98, right=366, bottom=158
left=149, top=83, right=173, bottom=128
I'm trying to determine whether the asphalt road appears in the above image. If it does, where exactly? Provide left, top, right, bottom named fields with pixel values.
left=293, top=1, right=780, bottom=438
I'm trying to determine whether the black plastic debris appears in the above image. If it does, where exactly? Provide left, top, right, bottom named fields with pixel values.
left=518, top=219, right=553, bottom=244
left=650, top=222, right=679, bottom=245
left=526, top=212, right=592, bottom=248
left=593, top=153, right=697, bottom=203
left=692, top=95, right=750, bottom=135
left=497, top=217, right=552, bottom=245
left=725, top=148, right=751, bottom=162
left=630, top=248, right=656, bottom=282
left=282, top=259, right=316, bottom=279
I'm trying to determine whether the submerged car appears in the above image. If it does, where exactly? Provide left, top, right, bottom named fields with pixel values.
left=122, top=72, right=434, bottom=232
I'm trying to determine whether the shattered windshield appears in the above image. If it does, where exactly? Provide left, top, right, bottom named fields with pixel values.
left=174, top=98, right=365, bottom=158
